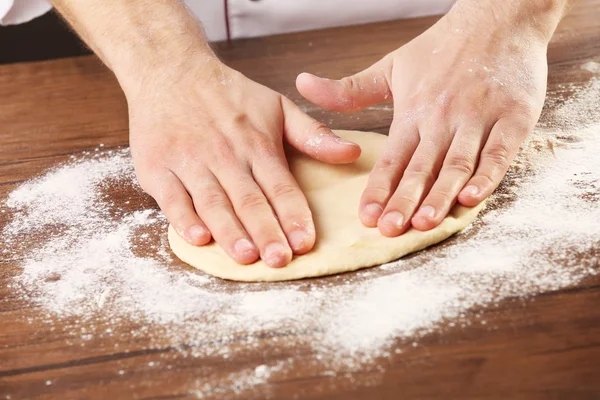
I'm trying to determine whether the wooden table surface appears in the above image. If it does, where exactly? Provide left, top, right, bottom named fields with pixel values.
left=1, top=2, right=600, bottom=399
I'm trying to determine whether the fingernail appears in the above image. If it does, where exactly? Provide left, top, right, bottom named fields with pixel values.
left=381, top=211, right=404, bottom=229
left=288, top=230, right=308, bottom=252
left=188, top=225, right=209, bottom=242
left=234, top=238, right=256, bottom=255
left=364, top=203, right=384, bottom=220
left=416, top=206, right=436, bottom=219
left=463, top=185, right=479, bottom=196
left=263, top=242, right=288, bottom=268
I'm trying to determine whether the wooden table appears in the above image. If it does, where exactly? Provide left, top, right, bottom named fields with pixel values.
left=1, top=2, right=600, bottom=399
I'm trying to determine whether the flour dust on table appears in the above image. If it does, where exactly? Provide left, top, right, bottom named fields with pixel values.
left=2, top=78, right=599, bottom=398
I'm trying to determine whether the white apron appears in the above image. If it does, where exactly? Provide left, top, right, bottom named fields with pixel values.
left=1, top=0, right=454, bottom=40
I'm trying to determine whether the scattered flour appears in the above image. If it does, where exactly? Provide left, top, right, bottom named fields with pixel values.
left=582, top=61, right=600, bottom=74
left=194, top=361, right=289, bottom=398
left=1, top=78, right=599, bottom=398
left=305, top=133, right=325, bottom=148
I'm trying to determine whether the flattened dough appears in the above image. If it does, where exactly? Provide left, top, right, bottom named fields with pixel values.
left=168, top=130, right=485, bottom=282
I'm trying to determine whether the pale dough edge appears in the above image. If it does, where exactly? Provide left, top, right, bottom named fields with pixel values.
left=167, top=202, right=485, bottom=282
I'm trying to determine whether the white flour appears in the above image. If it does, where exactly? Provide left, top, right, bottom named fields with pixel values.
left=2, top=78, right=599, bottom=398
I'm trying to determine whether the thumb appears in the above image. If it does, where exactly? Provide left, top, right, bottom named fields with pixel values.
left=281, top=97, right=361, bottom=164
left=296, top=56, right=392, bottom=113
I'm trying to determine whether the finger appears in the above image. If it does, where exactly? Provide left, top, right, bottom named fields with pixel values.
left=183, top=169, right=260, bottom=265
left=253, top=153, right=316, bottom=255
left=358, top=119, right=419, bottom=227
left=282, top=97, right=361, bottom=164
left=411, top=123, right=488, bottom=231
left=150, top=170, right=212, bottom=246
left=458, top=117, right=530, bottom=207
left=296, top=56, right=392, bottom=112
left=378, top=131, right=454, bottom=237
left=215, top=163, right=293, bottom=268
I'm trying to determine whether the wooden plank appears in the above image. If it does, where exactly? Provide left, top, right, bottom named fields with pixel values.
left=1, top=2, right=599, bottom=399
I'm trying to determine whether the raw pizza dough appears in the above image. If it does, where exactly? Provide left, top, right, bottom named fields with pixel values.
left=168, top=130, right=485, bottom=282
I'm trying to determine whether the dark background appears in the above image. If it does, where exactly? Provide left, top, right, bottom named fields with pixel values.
left=1, top=11, right=90, bottom=64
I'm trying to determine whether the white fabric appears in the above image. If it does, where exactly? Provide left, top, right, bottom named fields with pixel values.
left=0, top=0, right=50, bottom=25
left=228, top=0, right=454, bottom=40
left=184, top=1, right=228, bottom=43
left=1, top=0, right=454, bottom=40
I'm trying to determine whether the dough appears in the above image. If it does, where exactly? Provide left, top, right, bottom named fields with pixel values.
left=168, top=130, right=485, bottom=282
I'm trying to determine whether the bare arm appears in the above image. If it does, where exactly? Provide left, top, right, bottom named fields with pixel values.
left=51, top=0, right=214, bottom=96
left=298, top=0, right=575, bottom=236
left=51, top=0, right=361, bottom=267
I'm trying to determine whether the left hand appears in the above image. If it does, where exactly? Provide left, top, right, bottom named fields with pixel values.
left=297, top=1, right=554, bottom=236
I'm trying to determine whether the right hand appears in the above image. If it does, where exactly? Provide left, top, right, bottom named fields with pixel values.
left=126, top=59, right=361, bottom=267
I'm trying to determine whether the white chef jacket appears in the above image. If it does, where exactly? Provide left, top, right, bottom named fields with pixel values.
left=0, top=0, right=454, bottom=41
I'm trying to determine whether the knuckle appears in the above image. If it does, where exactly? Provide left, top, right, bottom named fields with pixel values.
left=158, top=189, right=180, bottom=210
left=375, top=157, right=401, bottom=172
left=390, top=194, right=418, bottom=210
left=201, top=190, right=228, bottom=211
left=269, top=181, right=298, bottom=200
left=308, top=119, right=331, bottom=137
left=444, top=155, right=475, bottom=176
left=238, top=192, right=267, bottom=211
left=404, top=168, right=435, bottom=184
left=483, top=142, right=511, bottom=164
left=428, top=190, right=454, bottom=204
left=135, top=168, right=163, bottom=197
left=492, top=120, right=531, bottom=150
left=510, top=117, right=534, bottom=139
left=462, top=104, right=483, bottom=120
left=210, top=136, right=237, bottom=163
left=364, top=185, right=391, bottom=201
left=507, top=99, right=538, bottom=120
left=477, top=174, right=497, bottom=189
left=340, top=76, right=357, bottom=92
left=405, top=158, right=429, bottom=173
left=433, top=94, right=453, bottom=119
left=252, top=135, right=278, bottom=157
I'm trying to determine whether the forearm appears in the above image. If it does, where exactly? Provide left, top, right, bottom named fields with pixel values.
left=51, top=0, right=216, bottom=96
left=451, top=0, right=574, bottom=43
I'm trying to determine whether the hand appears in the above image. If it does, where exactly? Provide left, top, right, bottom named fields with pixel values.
left=50, top=0, right=361, bottom=267
left=297, top=0, right=554, bottom=237
left=127, top=59, right=360, bottom=266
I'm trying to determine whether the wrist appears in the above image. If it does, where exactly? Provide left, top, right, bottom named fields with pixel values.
left=115, top=39, right=219, bottom=100
left=104, top=8, right=217, bottom=99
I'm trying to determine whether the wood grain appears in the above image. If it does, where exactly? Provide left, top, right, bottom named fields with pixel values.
left=1, top=2, right=600, bottom=399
